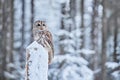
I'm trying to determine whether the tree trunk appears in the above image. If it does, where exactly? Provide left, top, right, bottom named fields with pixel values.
left=19, top=0, right=25, bottom=62
left=9, top=0, right=14, bottom=63
left=113, top=15, right=118, bottom=62
left=0, top=0, right=14, bottom=79
left=6, top=0, right=14, bottom=75
left=80, top=0, right=84, bottom=49
left=21, top=0, right=25, bottom=48
left=91, top=0, right=99, bottom=71
left=0, top=1, right=2, bottom=78
left=6, top=0, right=14, bottom=64
left=91, top=0, right=99, bottom=51
left=1, top=0, right=7, bottom=79
left=101, top=0, right=107, bottom=80
left=30, top=0, right=34, bottom=42
left=59, top=3, right=66, bottom=54
left=70, top=0, right=76, bottom=31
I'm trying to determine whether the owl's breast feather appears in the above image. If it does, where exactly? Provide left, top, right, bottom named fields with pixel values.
left=34, top=34, right=40, bottom=41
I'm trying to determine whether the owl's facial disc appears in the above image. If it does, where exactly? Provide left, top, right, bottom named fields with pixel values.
left=33, top=20, right=47, bottom=31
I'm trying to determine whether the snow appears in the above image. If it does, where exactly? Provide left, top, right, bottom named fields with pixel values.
left=106, top=62, right=119, bottom=69
left=49, top=55, right=94, bottom=80
left=26, top=41, right=48, bottom=80
left=54, top=55, right=88, bottom=65
left=4, top=71, right=16, bottom=79
left=81, top=49, right=95, bottom=55
left=56, top=30, right=70, bottom=36
left=111, top=71, right=120, bottom=80
left=106, top=62, right=120, bottom=80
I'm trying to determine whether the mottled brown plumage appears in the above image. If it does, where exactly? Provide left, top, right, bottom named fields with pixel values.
left=32, top=20, right=54, bottom=64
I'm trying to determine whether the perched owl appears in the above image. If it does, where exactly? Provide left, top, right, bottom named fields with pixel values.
left=32, top=20, right=54, bottom=64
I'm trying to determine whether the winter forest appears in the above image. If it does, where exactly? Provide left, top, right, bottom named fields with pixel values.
left=0, top=0, right=120, bottom=80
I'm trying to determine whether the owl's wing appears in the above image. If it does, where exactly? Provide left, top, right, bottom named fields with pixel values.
left=44, top=31, right=54, bottom=56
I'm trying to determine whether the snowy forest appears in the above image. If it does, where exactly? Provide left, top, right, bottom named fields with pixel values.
left=0, top=0, right=120, bottom=80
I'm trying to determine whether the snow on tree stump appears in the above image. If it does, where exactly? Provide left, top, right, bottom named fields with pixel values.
left=25, top=41, right=48, bottom=80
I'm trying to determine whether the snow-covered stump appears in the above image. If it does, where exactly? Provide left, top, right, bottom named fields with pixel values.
left=25, top=41, right=48, bottom=80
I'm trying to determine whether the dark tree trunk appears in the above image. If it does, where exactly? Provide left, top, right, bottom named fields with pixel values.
left=30, top=0, right=34, bottom=42
left=91, top=0, right=101, bottom=79
left=31, top=0, right=34, bottom=24
left=101, top=0, right=107, bottom=80
left=1, top=0, right=7, bottom=79
left=0, top=1, right=2, bottom=78
left=113, top=15, right=118, bottom=62
left=21, top=0, right=25, bottom=48
left=0, top=0, right=14, bottom=79
left=91, top=0, right=99, bottom=70
left=61, top=3, right=65, bottom=30
left=19, top=0, right=25, bottom=62
left=59, top=3, right=66, bottom=54
left=91, top=0, right=99, bottom=50
left=10, top=0, right=14, bottom=63
left=70, top=0, right=77, bottom=50
left=6, top=0, right=14, bottom=75
left=80, top=0, right=84, bottom=49
left=70, top=0, right=76, bottom=31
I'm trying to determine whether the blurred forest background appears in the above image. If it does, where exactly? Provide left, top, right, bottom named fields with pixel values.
left=0, top=0, right=120, bottom=80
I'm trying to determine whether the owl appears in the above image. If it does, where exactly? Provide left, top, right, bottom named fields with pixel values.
left=32, top=20, right=54, bottom=64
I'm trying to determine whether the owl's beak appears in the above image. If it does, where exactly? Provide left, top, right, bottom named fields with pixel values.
left=40, top=27, right=43, bottom=30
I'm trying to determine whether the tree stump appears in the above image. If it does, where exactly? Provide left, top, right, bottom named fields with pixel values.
left=25, top=41, right=48, bottom=80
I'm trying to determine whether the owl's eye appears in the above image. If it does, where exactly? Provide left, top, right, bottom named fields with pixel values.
left=37, top=24, right=41, bottom=26
left=43, top=24, right=45, bottom=26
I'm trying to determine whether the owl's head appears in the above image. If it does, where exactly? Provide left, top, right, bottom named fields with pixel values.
left=33, top=20, right=47, bottom=30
